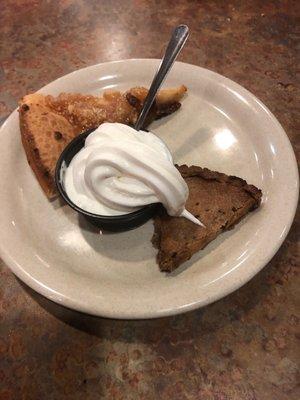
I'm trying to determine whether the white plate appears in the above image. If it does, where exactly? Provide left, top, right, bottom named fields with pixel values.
left=0, top=60, right=298, bottom=319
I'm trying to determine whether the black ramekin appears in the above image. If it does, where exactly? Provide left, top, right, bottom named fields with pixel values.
left=55, top=129, right=159, bottom=232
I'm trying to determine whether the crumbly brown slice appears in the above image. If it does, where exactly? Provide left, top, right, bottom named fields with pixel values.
left=152, top=165, right=262, bottom=272
left=19, top=85, right=187, bottom=198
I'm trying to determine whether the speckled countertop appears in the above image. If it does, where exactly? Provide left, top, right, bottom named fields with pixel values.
left=0, top=1, right=299, bottom=399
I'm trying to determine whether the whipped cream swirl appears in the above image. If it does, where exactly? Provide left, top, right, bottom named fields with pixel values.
left=64, top=123, right=203, bottom=226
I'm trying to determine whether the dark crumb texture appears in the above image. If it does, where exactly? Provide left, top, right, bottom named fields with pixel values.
left=152, top=165, right=262, bottom=272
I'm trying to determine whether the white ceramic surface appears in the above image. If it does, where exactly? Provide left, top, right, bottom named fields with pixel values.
left=0, top=59, right=298, bottom=319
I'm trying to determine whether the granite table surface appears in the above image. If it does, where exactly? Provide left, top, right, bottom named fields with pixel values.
left=0, top=1, right=299, bottom=399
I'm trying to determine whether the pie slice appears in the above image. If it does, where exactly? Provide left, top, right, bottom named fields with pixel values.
left=18, top=85, right=187, bottom=198
left=152, top=165, right=262, bottom=272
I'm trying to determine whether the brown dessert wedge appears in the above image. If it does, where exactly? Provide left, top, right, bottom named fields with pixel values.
left=152, top=165, right=262, bottom=272
left=18, top=85, right=187, bottom=198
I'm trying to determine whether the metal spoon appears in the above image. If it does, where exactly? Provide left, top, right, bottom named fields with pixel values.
left=134, top=24, right=189, bottom=131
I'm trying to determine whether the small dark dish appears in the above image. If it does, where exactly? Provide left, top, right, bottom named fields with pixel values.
left=55, top=129, right=159, bottom=232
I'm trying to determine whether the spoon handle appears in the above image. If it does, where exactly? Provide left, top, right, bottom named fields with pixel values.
left=134, top=24, right=189, bottom=131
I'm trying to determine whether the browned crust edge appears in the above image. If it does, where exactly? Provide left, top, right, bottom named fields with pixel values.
left=18, top=102, right=56, bottom=198
left=176, top=164, right=262, bottom=207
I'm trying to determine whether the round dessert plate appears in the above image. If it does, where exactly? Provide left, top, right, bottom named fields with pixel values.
left=0, top=60, right=298, bottom=319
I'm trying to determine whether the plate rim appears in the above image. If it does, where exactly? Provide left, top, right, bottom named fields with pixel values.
left=0, top=59, right=298, bottom=319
